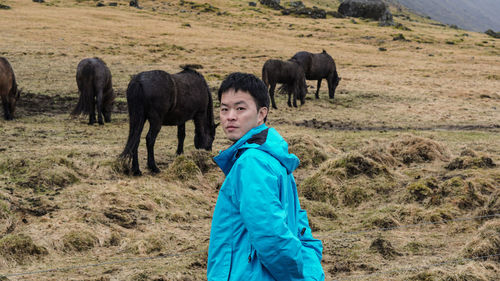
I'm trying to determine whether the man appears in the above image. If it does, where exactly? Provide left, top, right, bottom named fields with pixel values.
left=208, top=72, right=324, bottom=281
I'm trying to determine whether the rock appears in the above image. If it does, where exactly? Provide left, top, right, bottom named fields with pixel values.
left=289, top=1, right=305, bottom=9
left=282, top=6, right=326, bottom=19
left=32, top=0, right=45, bottom=3
left=485, top=29, right=500, bottom=39
left=326, top=11, right=345, bottom=18
left=0, top=4, right=11, bottom=9
left=259, top=0, right=282, bottom=10
left=248, top=2, right=257, bottom=7
left=130, top=0, right=142, bottom=9
left=338, top=0, right=393, bottom=26
left=109, top=2, right=118, bottom=6
left=96, top=2, right=105, bottom=7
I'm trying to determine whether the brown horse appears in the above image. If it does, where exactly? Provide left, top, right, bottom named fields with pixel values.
left=0, top=57, right=20, bottom=120
left=71, top=57, right=115, bottom=125
left=119, top=66, right=217, bottom=176
left=261, top=59, right=307, bottom=109
left=290, top=50, right=341, bottom=99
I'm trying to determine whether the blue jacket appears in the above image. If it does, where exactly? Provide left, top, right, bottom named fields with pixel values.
left=208, top=124, right=325, bottom=281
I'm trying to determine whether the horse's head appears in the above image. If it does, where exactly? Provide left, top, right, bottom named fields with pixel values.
left=9, top=87, right=21, bottom=115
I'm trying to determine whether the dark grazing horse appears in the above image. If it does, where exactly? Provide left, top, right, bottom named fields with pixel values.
left=290, top=50, right=341, bottom=99
left=71, top=57, right=115, bottom=125
left=119, top=66, right=216, bottom=176
left=0, top=57, right=20, bottom=120
left=261, top=59, right=307, bottom=109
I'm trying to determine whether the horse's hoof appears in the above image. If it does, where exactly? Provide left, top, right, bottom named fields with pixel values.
left=150, top=167, right=161, bottom=174
left=132, top=170, right=142, bottom=176
left=99, top=122, right=104, bottom=126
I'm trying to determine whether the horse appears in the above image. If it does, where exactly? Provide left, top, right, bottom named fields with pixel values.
left=71, top=57, right=115, bottom=125
left=261, top=59, right=307, bottom=109
left=290, top=50, right=341, bottom=99
left=119, top=65, right=216, bottom=176
left=0, top=57, right=20, bottom=120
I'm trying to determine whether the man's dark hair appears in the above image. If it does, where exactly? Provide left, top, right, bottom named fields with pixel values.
left=218, top=72, right=270, bottom=111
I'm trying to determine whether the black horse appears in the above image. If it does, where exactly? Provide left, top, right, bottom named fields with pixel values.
left=71, top=57, right=115, bottom=125
left=262, top=59, right=307, bottom=109
left=120, top=66, right=216, bottom=176
left=290, top=50, right=341, bottom=99
left=0, top=57, right=20, bottom=120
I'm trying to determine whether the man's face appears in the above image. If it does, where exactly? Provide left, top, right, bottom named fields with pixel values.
left=220, top=89, right=268, bottom=142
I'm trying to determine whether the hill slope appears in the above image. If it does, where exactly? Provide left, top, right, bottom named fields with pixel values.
left=395, top=0, right=500, bottom=32
left=0, top=0, right=499, bottom=280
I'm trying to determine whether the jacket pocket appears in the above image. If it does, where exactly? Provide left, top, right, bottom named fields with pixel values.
left=248, top=243, right=257, bottom=263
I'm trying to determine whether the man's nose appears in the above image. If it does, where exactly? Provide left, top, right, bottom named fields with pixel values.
left=227, top=109, right=237, bottom=120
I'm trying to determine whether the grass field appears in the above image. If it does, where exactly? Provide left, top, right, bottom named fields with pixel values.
left=0, top=0, right=499, bottom=280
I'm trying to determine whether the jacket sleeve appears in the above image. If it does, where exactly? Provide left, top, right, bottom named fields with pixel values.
left=233, top=151, right=305, bottom=280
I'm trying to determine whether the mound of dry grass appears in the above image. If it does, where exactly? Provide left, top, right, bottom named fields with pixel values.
left=361, top=141, right=400, bottom=167
left=405, top=175, right=492, bottom=211
left=287, top=135, right=328, bottom=168
left=0, top=157, right=80, bottom=193
left=445, top=155, right=496, bottom=170
left=166, top=155, right=202, bottom=181
left=299, top=174, right=338, bottom=205
left=462, top=220, right=500, bottom=262
left=369, top=237, right=402, bottom=259
left=185, top=150, right=217, bottom=174
left=321, top=152, right=390, bottom=179
left=0, top=234, right=48, bottom=264
left=389, top=135, right=449, bottom=164
left=62, top=230, right=99, bottom=252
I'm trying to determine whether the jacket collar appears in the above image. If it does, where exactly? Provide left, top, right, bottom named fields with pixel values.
left=214, top=124, right=268, bottom=175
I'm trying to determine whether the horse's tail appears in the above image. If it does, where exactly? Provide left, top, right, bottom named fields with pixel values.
left=119, top=78, right=146, bottom=162
left=71, top=64, right=94, bottom=116
left=261, top=62, right=269, bottom=86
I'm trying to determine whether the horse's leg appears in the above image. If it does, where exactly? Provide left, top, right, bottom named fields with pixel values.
left=287, top=90, right=292, bottom=107
left=96, top=89, right=104, bottom=125
left=89, top=93, right=96, bottom=125
left=293, top=83, right=298, bottom=108
left=2, top=99, right=12, bottom=120
left=327, top=74, right=335, bottom=99
left=316, top=79, right=322, bottom=99
left=270, top=83, right=277, bottom=109
left=176, top=123, right=186, bottom=155
left=146, top=118, right=162, bottom=174
left=193, top=114, right=207, bottom=150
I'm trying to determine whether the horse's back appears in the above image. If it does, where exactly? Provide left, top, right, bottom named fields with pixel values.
left=169, top=69, right=210, bottom=119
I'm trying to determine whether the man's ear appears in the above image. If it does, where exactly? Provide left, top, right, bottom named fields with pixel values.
left=258, top=107, right=268, bottom=124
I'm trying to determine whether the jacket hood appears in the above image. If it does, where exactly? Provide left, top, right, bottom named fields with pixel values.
left=214, top=124, right=300, bottom=176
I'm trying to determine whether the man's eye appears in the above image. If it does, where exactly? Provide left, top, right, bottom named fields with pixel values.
left=237, top=107, right=245, bottom=111
left=221, top=108, right=228, bottom=112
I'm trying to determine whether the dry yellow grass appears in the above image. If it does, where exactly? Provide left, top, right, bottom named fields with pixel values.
left=0, top=0, right=499, bottom=280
